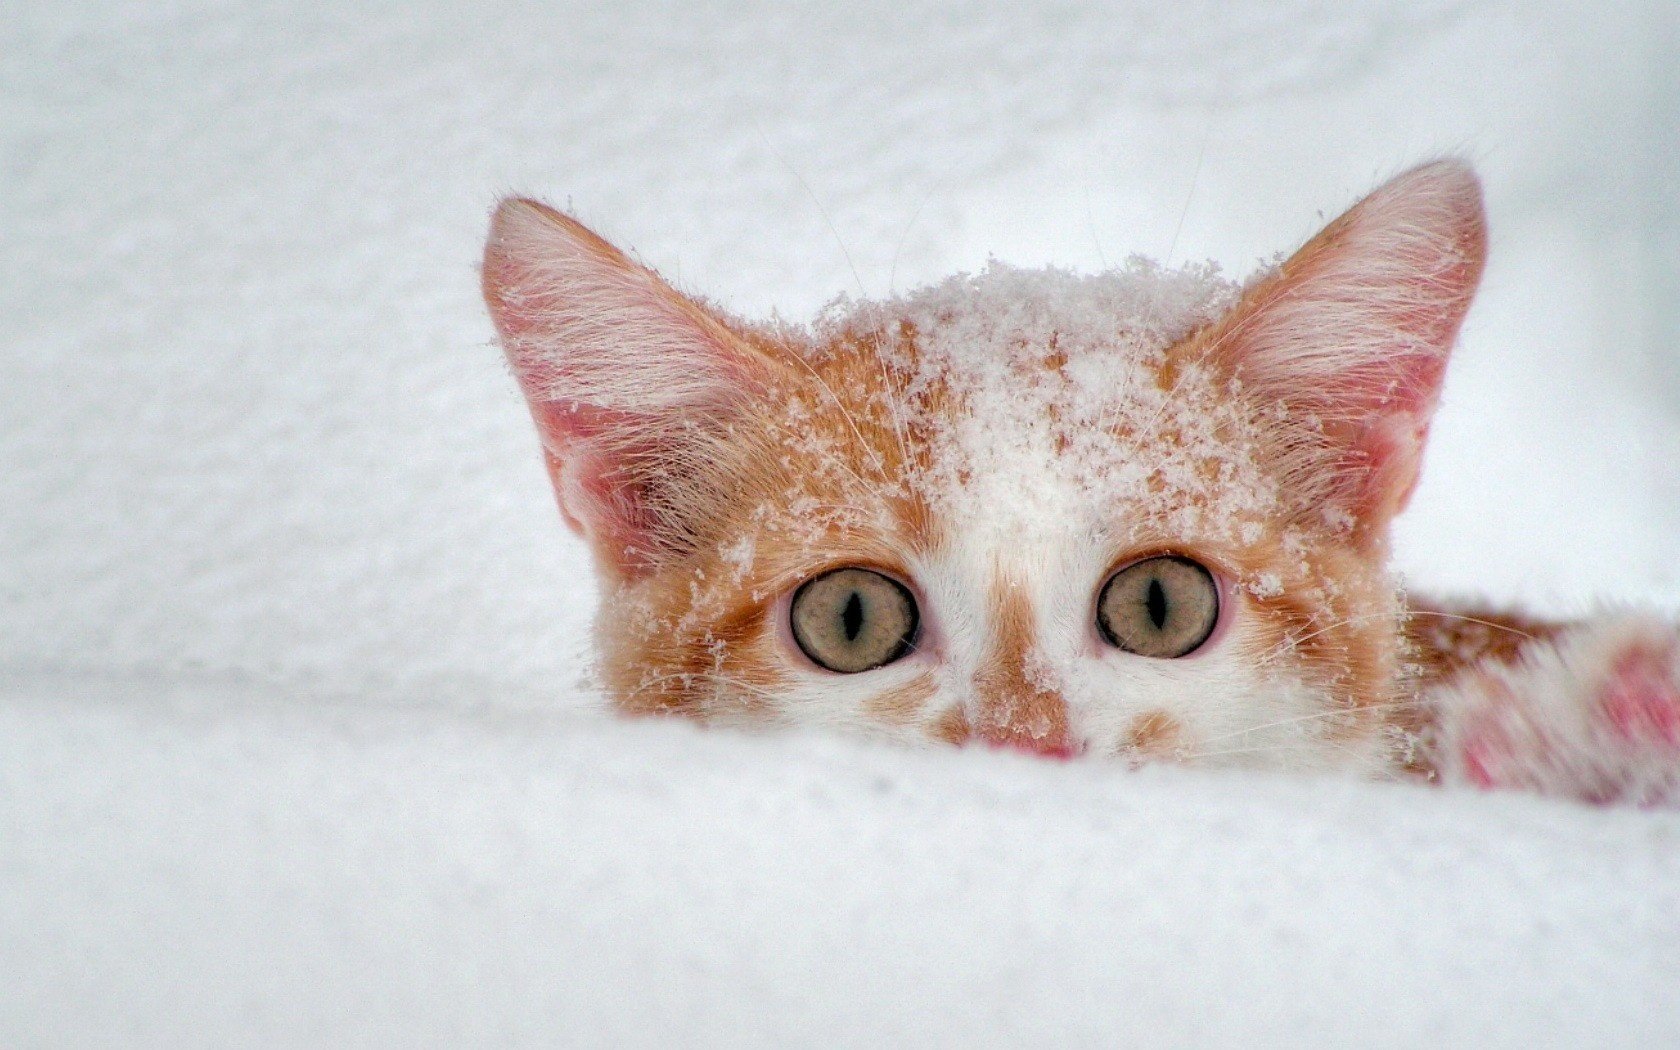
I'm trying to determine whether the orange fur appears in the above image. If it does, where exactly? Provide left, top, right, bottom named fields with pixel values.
left=971, top=575, right=1075, bottom=757
left=1125, top=710, right=1184, bottom=758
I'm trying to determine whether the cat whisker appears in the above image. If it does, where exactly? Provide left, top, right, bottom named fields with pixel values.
left=1182, top=737, right=1405, bottom=780
left=755, top=119, right=868, bottom=303
left=768, top=341, right=895, bottom=487
left=1252, top=608, right=1541, bottom=669
left=627, top=669, right=788, bottom=711
left=1083, top=180, right=1109, bottom=271
left=796, top=501, right=889, bottom=518
left=754, top=120, right=918, bottom=487
left=866, top=324, right=917, bottom=485
left=1402, top=608, right=1543, bottom=640
left=1250, top=612, right=1392, bottom=668
left=1192, top=699, right=1419, bottom=748
left=890, top=177, right=949, bottom=297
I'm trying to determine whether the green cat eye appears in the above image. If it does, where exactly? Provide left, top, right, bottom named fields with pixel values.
left=1097, top=555, right=1219, bottom=658
left=791, top=567, right=919, bottom=674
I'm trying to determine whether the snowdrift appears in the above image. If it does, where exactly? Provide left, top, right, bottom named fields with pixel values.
left=5, top=676, right=1678, bottom=1046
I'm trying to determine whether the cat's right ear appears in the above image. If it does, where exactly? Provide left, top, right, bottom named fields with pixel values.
left=1181, top=160, right=1487, bottom=548
left=482, top=199, right=784, bottom=579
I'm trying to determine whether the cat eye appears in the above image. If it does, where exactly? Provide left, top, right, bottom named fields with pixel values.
left=790, top=567, right=919, bottom=674
left=1096, top=555, right=1219, bottom=659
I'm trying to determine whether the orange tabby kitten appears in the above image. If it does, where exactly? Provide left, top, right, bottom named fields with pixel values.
left=483, top=161, right=1679, bottom=805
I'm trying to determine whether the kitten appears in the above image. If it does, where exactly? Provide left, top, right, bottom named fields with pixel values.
left=482, top=161, right=1679, bottom=806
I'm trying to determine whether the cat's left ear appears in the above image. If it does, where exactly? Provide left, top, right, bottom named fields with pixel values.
left=1184, top=160, right=1487, bottom=545
left=482, top=198, right=790, bottom=579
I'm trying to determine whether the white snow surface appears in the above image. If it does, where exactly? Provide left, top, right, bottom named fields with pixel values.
left=4, top=1, right=1679, bottom=1045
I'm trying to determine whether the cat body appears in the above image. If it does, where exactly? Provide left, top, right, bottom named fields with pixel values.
left=483, top=161, right=1680, bottom=805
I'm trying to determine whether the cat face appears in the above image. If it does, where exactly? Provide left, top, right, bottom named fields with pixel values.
left=483, top=161, right=1486, bottom=772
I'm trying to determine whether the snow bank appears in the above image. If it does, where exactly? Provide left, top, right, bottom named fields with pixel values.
left=4, top=676, right=1677, bottom=1047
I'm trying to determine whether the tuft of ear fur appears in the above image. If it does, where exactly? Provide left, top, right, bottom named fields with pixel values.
left=482, top=198, right=786, bottom=579
left=1184, top=160, right=1487, bottom=544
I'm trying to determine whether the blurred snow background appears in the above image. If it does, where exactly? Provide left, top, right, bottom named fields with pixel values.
left=3, top=1, right=1678, bottom=1045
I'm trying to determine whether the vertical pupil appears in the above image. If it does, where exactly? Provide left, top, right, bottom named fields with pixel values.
left=842, top=591, right=865, bottom=641
left=1146, top=578, right=1168, bottom=630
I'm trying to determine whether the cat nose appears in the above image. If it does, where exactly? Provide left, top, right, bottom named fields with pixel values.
left=971, top=578, right=1079, bottom=759
left=969, top=654, right=1078, bottom=759
left=976, top=717, right=1079, bottom=760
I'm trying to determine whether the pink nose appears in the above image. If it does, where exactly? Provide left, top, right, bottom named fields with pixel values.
left=989, top=737, right=1079, bottom=761
left=973, top=715, right=1080, bottom=760
left=970, top=577, right=1080, bottom=760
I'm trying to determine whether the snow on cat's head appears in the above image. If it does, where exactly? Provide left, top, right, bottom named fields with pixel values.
left=483, top=161, right=1486, bottom=773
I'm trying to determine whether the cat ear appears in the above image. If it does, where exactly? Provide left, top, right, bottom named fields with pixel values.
left=483, top=198, right=783, bottom=578
left=1188, top=159, right=1487, bottom=542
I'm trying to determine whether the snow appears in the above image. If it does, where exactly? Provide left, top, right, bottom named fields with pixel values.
left=4, top=1, right=1678, bottom=1044
left=6, top=674, right=1679, bottom=1046
left=826, top=259, right=1262, bottom=540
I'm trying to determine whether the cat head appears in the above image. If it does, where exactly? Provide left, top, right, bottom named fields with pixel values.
left=483, top=161, right=1486, bottom=771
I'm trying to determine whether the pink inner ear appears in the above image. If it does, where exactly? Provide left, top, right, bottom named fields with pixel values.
left=1352, top=414, right=1427, bottom=523
left=1198, top=160, right=1487, bottom=534
left=482, top=197, right=783, bottom=579
left=530, top=400, right=661, bottom=542
left=540, top=445, right=662, bottom=574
